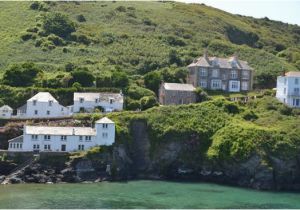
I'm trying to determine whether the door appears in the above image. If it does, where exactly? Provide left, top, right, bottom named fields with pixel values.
left=61, top=144, right=66, bottom=152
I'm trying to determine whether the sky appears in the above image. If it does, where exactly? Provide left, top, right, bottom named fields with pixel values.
left=177, top=0, right=300, bottom=25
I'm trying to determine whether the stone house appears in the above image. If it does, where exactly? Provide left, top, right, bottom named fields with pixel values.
left=159, top=82, right=196, bottom=105
left=187, top=51, right=254, bottom=92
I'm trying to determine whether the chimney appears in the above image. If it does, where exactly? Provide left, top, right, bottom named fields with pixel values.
left=203, top=48, right=208, bottom=60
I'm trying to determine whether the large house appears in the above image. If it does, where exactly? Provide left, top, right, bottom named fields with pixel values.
left=159, top=82, right=196, bottom=105
left=187, top=51, right=253, bottom=92
left=0, top=105, right=13, bottom=119
left=8, top=117, right=115, bottom=152
left=73, top=92, right=124, bottom=113
left=276, top=71, right=300, bottom=108
left=17, top=92, right=70, bottom=118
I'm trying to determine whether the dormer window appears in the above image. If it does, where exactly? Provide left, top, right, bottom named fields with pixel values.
left=48, top=100, right=53, bottom=106
left=33, top=100, right=37, bottom=106
left=79, top=98, right=84, bottom=103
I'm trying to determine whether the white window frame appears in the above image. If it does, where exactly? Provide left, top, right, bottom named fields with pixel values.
left=231, top=70, right=238, bottom=79
left=199, top=68, right=207, bottom=77
left=211, top=80, right=222, bottom=90
left=199, top=80, right=207, bottom=88
left=241, top=81, right=248, bottom=91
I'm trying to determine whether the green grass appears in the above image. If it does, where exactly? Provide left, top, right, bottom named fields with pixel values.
left=0, top=1, right=299, bottom=86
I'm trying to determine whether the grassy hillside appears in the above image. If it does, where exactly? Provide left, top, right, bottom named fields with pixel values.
left=0, top=1, right=299, bottom=88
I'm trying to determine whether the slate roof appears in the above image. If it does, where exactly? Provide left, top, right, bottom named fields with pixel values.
left=25, top=126, right=96, bottom=136
left=0, top=105, right=13, bottom=111
left=95, top=117, right=114, bottom=124
left=74, top=92, right=124, bottom=103
left=163, top=83, right=196, bottom=91
left=188, top=55, right=252, bottom=70
left=27, top=92, right=58, bottom=102
left=285, top=71, right=300, bottom=77
left=8, top=135, right=23, bottom=143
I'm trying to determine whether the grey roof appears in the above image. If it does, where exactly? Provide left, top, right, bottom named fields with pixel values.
left=163, top=83, right=196, bottom=91
left=8, top=135, right=23, bottom=143
left=0, top=105, right=13, bottom=111
left=28, top=92, right=58, bottom=102
left=74, top=92, right=124, bottom=103
left=25, top=126, right=96, bottom=136
left=188, top=55, right=252, bottom=70
left=95, top=117, right=114, bottom=124
left=17, top=104, right=27, bottom=112
left=285, top=71, right=300, bottom=77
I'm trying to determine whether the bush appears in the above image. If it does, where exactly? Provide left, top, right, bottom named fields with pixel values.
left=144, top=71, right=162, bottom=94
left=65, top=63, right=76, bottom=72
left=140, top=95, right=158, bottom=110
left=111, top=71, right=129, bottom=88
left=76, top=14, right=86, bottom=22
left=70, top=69, right=95, bottom=87
left=42, top=12, right=76, bottom=38
left=164, top=35, right=186, bottom=46
left=194, top=87, right=210, bottom=103
left=3, top=63, right=41, bottom=87
left=115, top=6, right=126, bottom=12
left=21, top=32, right=35, bottom=41
left=242, top=110, right=258, bottom=121
left=47, top=34, right=66, bottom=46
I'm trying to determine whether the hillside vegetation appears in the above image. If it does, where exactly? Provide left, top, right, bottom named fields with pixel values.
left=0, top=1, right=299, bottom=91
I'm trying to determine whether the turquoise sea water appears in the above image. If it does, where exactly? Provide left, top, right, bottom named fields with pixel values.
left=0, top=180, right=300, bottom=209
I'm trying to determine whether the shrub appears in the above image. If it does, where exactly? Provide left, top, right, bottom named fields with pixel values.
left=70, top=69, right=95, bottom=87
left=279, top=105, right=293, bottom=116
left=242, top=110, right=258, bottom=121
left=65, top=63, right=76, bottom=72
left=100, top=32, right=116, bottom=45
left=144, top=71, right=162, bottom=94
left=42, top=12, right=76, bottom=38
left=76, top=14, right=86, bottom=22
left=143, top=18, right=156, bottom=26
left=194, top=87, right=210, bottom=103
left=111, top=71, right=129, bottom=88
left=164, top=35, right=186, bottom=46
left=115, top=6, right=126, bottom=12
left=140, top=95, right=158, bottom=110
left=3, top=63, right=41, bottom=87
left=47, top=34, right=66, bottom=46
left=21, top=32, right=34, bottom=41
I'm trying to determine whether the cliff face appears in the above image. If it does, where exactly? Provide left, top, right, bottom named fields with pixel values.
left=120, top=120, right=300, bottom=191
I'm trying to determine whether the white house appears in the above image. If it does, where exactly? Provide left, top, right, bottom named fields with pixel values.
left=8, top=117, right=115, bottom=152
left=73, top=92, right=123, bottom=113
left=0, top=105, right=13, bottom=119
left=276, top=71, right=300, bottom=108
left=17, top=92, right=70, bottom=118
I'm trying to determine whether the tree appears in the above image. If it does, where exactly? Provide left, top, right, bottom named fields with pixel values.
left=144, top=71, right=162, bottom=94
left=70, top=69, right=95, bottom=87
left=111, top=71, right=129, bottom=88
left=96, top=75, right=113, bottom=87
left=194, top=87, right=210, bottom=103
left=3, top=62, right=41, bottom=87
left=140, top=95, right=158, bottom=110
left=168, top=49, right=182, bottom=66
left=42, top=13, right=76, bottom=38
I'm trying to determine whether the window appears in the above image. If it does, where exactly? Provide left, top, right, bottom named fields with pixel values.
left=199, top=68, right=207, bottom=77
left=284, top=88, right=286, bottom=94
left=102, top=124, right=108, bottom=129
left=212, top=69, right=219, bottom=78
left=284, top=78, right=287, bottom=85
left=211, top=80, right=222, bottom=89
left=109, top=99, right=114, bottom=104
left=44, top=144, right=50, bottom=150
left=242, top=71, right=249, bottom=79
left=95, top=98, right=98, bottom=103
left=85, top=136, right=91, bottom=141
left=199, top=80, right=207, bottom=88
left=241, top=82, right=248, bottom=91
left=34, top=110, right=38, bottom=115
left=20, top=144, right=22, bottom=149
left=293, top=99, right=300, bottom=107
left=31, top=135, right=38, bottom=140
left=222, top=74, right=227, bottom=80
left=231, top=81, right=239, bottom=89
left=47, top=110, right=50, bottom=115
left=295, top=78, right=299, bottom=85
left=79, top=136, right=83, bottom=141
left=33, top=144, right=40, bottom=150
left=61, top=136, right=67, bottom=141
left=230, top=70, right=238, bottom=79
left=13, top=143, right=15, bottom=148
left=79, top=98, right=84, bottom=103
left=33, top=100, right=37, bottom=106
left=78, top=145, right=85, bottom=151
left=102, top=133, right=108, bottom=138
left=48, top=100, right=53, bottom=106
left=16, top=143, right=19, bottom=149
left=44, top=135, right=51, bottom=140
left=33, top=144, right=36, bottom=149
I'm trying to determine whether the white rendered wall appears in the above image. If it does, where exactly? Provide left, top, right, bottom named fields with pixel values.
left=73, top=100, right=123, bottom=113
left=25, top=101, right=69, bottom=118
